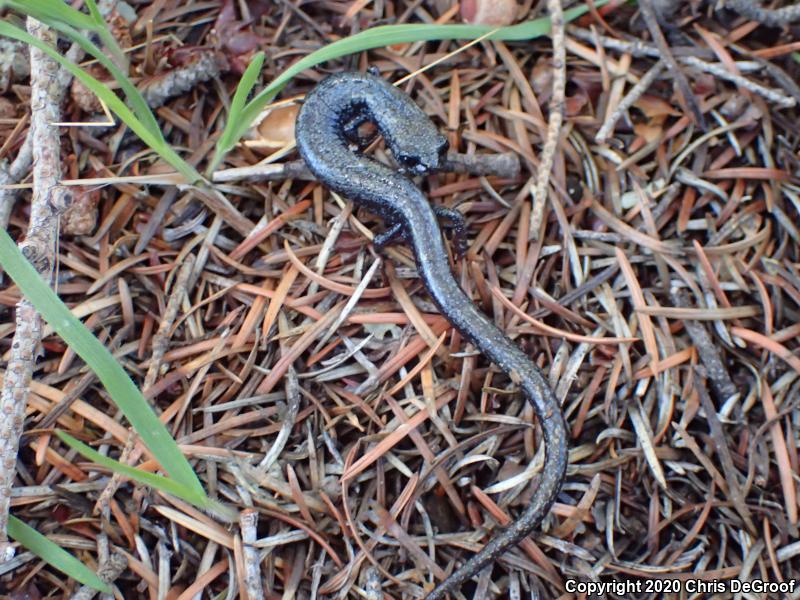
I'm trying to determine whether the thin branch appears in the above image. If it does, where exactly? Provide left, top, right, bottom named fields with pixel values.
left=725, top=0, right=800, bottom=25
left=680, top=56, right=796, bottom=108
left=596, top=60, right=666, bottom=143
left=211, top=151, right=521, bottom=184
left=240, top=509, right=264, bottom=600
left=570, top=26, right=797, bottom=108
left=530, top=0, right=566, bottom=235
left=0, top=18, right=70, bottom=561
left=638, top=0, right=707, bottom=131
left=69, top=551, right=127, bottom=600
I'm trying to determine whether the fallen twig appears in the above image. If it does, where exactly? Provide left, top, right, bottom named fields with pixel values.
left=211, top=151, right=521, bottom=184
left=69, top=551, right=127, bottom=600
left=724, top=0, right=800, bottom=25
left=596, top=60, right=666, bottom=143
left=0, top=19, right=70, bottom=562
left=639, top=0, right=707, bottom=130
left=530, top=0, right=566, bottom=235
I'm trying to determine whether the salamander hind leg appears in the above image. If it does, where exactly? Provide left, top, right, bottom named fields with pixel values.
left=373, top=221, right=407, bottom=251
left=434, top=206, right=468, bottom=257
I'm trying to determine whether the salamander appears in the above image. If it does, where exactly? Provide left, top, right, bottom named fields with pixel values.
left=295, top=70, right=568, bottom=599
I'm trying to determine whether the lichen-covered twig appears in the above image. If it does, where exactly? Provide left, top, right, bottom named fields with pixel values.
left=0, top=38, right=29, bottom=90
left=140, top=50, right=227, bottom=109
left=0, top=134, right=33, bottom=232
left=0, top=41, right=82, bottom=232
left=0, top=19, right=70, bottom=562
left=530, top=0, right=566, bottom=235
left=144, top=254, right=197, bottom=390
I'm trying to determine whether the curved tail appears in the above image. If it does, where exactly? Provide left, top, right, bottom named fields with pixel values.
left=415, top=237, right=568, bottom=599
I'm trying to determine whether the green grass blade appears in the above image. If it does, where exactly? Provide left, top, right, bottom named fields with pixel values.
left=82, top=0, right=104, bottom=26
left=10, top=0, right=129, bottom=70
left=1, top=11, right=157, bottom=138
left=58, top=432, right=236, bottom=521
left=56, top=432, right=206, bottom=506
left=50, top=20, right=155, bottom=136
left=0, top=21, right=199, bottom=183
left=7, top=516, right=112, bottom=593
left=7, top=0, right=96, bottom=31
left=82, top=0, right=129, bottom=69
left=215, top=51, right=265, bottom=163
left=209, top=2, right=603, bottom=171
left=0, top=227, right=206, bottom=499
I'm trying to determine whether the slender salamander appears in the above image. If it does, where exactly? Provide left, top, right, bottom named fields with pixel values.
left=295, top=70, right=568, bottom=599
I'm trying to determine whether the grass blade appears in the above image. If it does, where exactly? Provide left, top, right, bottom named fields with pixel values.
left=82, top=0, right=129, bottom=69
left=57, top=432, right=237, bottom=521
left=56, top=432, right=206, bottom=506
left=215, top=51, right=265, bottom=163
left=10, top=0, right=129, bottom=70
left=7, top=516, right=112, bottom=593
left=7, top=0, right=96, bottom=32
left=208, top=2, right=602, bottom=171
left=0, top=21, right=199, bottom=183
left=0, top=13, right=158, bottom=139
left=82, top=0, right=104, bottom=26
left=0, top=226, right=206, bottom=499
left=50, top=20, right=154, bottom=135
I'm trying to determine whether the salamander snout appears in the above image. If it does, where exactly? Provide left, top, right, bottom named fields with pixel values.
left=395, top=133, right=448, bottom=175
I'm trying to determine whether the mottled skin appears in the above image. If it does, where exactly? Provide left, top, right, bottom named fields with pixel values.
left=296, top=71, right=568, bottom=599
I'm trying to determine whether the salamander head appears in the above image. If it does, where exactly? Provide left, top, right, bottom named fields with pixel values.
left=394, top=132, right=449, bottom=175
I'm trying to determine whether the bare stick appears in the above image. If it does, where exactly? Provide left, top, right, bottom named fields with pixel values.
left=671, top=289, right=738, bottom=403
left=0, top=19, right=69, bottom=562
left=679, top=56, right=796, bottom=108
left=596, top=61, right=666, bottom=143
left=530, top=0, right=566, bottom=235
left=69, top=551, right=127, bottom=600
left=724, top=0, right=800, bottom=25
left=569, top=27, right=797, bottom=108
left=211, top=151, right=521, bottom=184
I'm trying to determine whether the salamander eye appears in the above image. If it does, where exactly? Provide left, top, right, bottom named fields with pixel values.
left=396, top=153, right=421, bottom=171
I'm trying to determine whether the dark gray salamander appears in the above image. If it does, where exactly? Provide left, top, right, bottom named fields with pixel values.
left=295, top=71, right=568, bottom=599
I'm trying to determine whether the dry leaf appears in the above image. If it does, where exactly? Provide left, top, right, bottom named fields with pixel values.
left=255, top=104, right=299, bottom=150
left=461, top=0, right=518, bottom=26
